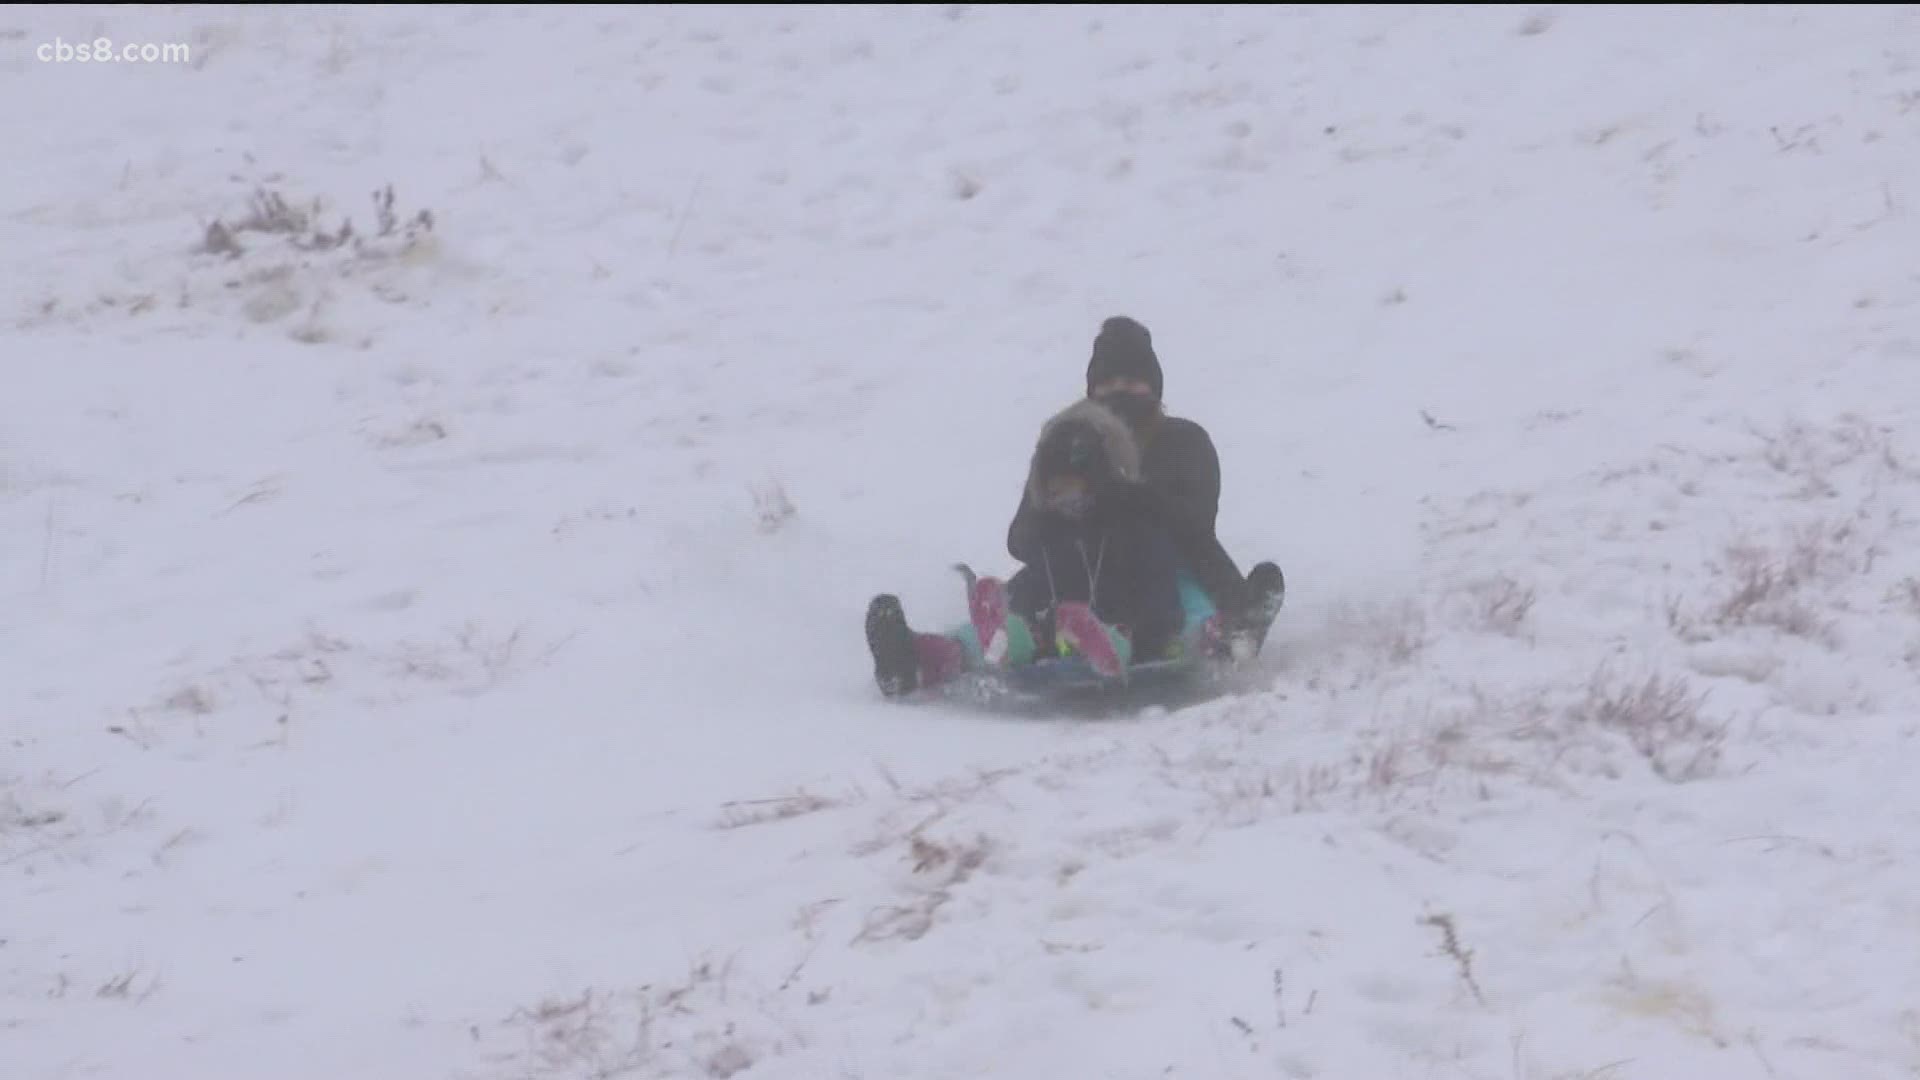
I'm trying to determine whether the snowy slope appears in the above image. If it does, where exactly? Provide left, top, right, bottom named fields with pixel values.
left=7, top=4, right=1920, bottom=1078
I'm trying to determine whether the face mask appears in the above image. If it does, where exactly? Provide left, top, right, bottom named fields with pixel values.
left=1099, top=390, right=1159, bottom=426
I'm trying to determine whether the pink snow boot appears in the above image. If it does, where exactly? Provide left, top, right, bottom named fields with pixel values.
left=1052, top=601, right=1130, bottom=680
left=866, top=594, right=966, bottom=698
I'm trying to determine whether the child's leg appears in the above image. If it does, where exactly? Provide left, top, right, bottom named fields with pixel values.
left=865, top=584, right=1048, bottom=699
left=867, top=595, right=948, bottom=697
left=1052, top=601, right=1132, bottom=678
left=963, top=574, right=1040, bottom=668
left=1001, top=565, right=1136, bottom=679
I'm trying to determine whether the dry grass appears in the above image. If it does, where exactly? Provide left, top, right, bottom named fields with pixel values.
left=124, top=622, right=568, bottom=747
left=1749, top=414, right=1913, bottom=497
left=1170, top=693, right=1539, bottom=825
left=161, top=684, right=217, bottom=716
left=123, top=629, right=342, bottom=740
left=1889, top=576, right=1920, bottom=616
left=487, top=959, right=780, bottom=1080
left=1453, top=574, right=1538, bottom=638
left=1567, top=668, right=1724, bottom=783
left=858, top=765, right=1023, bottom=851
left=498, top=988, right=653, bottom=1079
left=853, top=830, right=994, bottom=946
left=1186, top=661, right=1726, bottom=824
left=1, top=789, right=68, bottom=833
left=95, top=967, right=160, bottom=1004
left=388, top=622, right=575, bottom=696
left=1147, top=649, right=1726, bottom=834
left=1600, top=971, right=1730, bottom=1050
left=1668, top=519, right=1865, bottom=647
left=750, top=479, right=797, bottom=535
left=1420, top=912, right=1487, bottom=1006
left=198, top=184, right=435, bottom=260
left=1378, top=604, right=1429, bottom=665
left=373, top=417, right=449, bottom=449
left=1316, top=598, right=1430, bottom=675
left=713, top=788, right=859, bottom=830
left=2, top=774, right=164, bottom=871
left=175, top=177, right=443, bottom=345
left=1709, top=544, right=1829, bottom=637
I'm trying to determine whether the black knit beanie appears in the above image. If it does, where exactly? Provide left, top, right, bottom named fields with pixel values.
left=1085, top=316, right=1163, bottom=400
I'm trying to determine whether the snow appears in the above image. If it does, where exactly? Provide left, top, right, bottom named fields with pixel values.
left=7, top=4, right=1920, bottom=1078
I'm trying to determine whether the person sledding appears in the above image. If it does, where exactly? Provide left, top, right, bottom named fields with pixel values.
left=1009, top=315, right=1284, bottom=655
left=862, top=315, right=1286, bottom=701
left=865, top=395, right=1199, bottom=698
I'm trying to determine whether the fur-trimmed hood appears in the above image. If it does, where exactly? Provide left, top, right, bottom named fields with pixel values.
left=1025, top=398, right=1143, bottom=514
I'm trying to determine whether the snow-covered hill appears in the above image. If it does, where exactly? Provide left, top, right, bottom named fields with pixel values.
left=7, top=5, right=1920, bottom=1078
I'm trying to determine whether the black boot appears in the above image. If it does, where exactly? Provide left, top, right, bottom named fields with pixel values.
left=865, top=594, right=920, bottom=698
left=1229, top=562, right=1286, bottom=658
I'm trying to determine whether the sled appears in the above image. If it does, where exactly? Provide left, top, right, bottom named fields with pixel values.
left=917, top=566, right=1264, bottom=717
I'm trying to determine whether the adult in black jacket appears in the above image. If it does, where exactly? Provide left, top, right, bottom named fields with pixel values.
left=1006, top=316, right=1283, bottom=650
